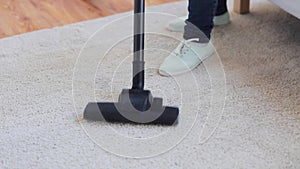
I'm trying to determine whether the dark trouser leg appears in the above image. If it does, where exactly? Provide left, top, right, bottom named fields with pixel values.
left=183, top=0, right=228, bottom=42
left=184, top=0, right=217, bottom=42
left=216, top=0, right=228, bottom=16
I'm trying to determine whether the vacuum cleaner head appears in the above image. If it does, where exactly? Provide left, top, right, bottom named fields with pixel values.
left=84, top=89, right=179, bottom=125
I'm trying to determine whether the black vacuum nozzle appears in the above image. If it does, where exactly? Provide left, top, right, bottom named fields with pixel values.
left=84, top=89, right=179, bottom=125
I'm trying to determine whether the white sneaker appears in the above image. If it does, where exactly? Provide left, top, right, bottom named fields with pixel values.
left=167, top=12, right=230, bottom=32
left=214, top=12, right=230, bottom=26
left=159, top=39, right=215, bottom=76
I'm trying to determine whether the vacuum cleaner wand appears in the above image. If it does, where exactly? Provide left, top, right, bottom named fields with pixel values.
left=132, top=0, right=145, bottom=90
left=83, top=0, right=179, bottom=125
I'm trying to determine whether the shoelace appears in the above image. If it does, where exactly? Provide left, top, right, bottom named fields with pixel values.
left=174, top=38, right=199, bottom=56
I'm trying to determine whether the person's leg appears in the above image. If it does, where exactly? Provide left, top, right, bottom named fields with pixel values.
left=166, top=0, right=229, bottom=32
left=216, top=0, right=228, bottom=16
left=213, top=0, right=230, bottom=25
left=159, top=0, right=218, bottom=76
left=184, top=0, right=218, bottom=42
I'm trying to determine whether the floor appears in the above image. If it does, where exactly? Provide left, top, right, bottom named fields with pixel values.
left=0, top=0, right=178, bottom=38
left=1, top=1, right=299, bottom=168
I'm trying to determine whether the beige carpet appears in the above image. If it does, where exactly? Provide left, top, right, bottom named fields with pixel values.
left=0, top=0, right=299, bottom=168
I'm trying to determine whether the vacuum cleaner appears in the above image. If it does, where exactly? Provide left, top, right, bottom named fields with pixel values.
left=83, top=0, right=179, bottom=125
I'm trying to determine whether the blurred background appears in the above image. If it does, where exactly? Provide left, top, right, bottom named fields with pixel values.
left=0, top=0, right=179, bottom=38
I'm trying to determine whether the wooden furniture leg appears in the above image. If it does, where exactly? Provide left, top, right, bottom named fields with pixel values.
left=234, top=0, right=250, bottom=14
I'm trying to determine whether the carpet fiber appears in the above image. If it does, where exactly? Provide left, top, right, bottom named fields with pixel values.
left=0, top=0, right=299, bottom=168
